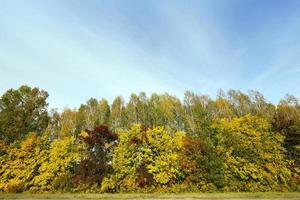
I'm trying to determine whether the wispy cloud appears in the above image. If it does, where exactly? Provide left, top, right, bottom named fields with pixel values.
left=0, top=0, right=299, bottom=107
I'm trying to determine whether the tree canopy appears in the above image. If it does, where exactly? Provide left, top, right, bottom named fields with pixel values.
left=0, top=85, right=299, bottom=193
left=0, top=85, right=49, bottom=142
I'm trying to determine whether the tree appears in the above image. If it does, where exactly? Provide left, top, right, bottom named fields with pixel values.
left=274, top=95, right=300, bottom=163
left=248, top=90, right=275, bottom=120
left=227, top=90, right=252, bottom=117
left=98, top=99, right=110, bottom=125
left=212, top=115, right=292, bottom=191
left=0, top=85, right=49, bottom=142
left=73, top=125, right=118, bottom=191
left=212, top=90, right=235, bottom=119
left=273, top=95, right=300, bottom=187
left=183, top=91, right=212, bottom=136
left=148, top=93, right=164, bottom=127
left=1, top=86, right=300, bottom=193
left=77, top=98, right=99, bottom=130
left=102, top=125, right=185, bottom=192
left=110, top=96, right=127, bottom=130
left=159, top=94, right=185, bottom=130
left=0, top=132, right=41, bottom=192
left=32, top=132, right=81, bottom=192
left=148, top=93, right=185, bottom=130
left=77, top=98, right=111, bottom=132
left=58, top=108, right=78, bottom=138
left=126, top=93, right=143, bottom=125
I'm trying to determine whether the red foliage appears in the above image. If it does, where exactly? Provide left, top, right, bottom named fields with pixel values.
left=73, top=125, right=118, bottom=187
left=136, top=163, right=154, bottom=187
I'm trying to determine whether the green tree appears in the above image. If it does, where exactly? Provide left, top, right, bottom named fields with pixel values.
left=148, top=93, right=185, bottom=130
left=77, top=98, right=111, bottom=131
left=110, top=96, right=127, bottom=130
left=0, top=85, right=49, bottom=142
left=183, top=91, right=212, bottom=136
left=273, top=95, right=300, bottom=188
left=98, top=99, right=111, bottom=125
left=248, top=90, right=275, bottom=120
left=212, top=90, right=235, bottom=119
left=274, top=95, right=300, bottom=163
left=126, top=93, right=144, bottom=125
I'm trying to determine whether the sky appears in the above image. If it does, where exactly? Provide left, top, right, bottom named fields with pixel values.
left=1, top=0, right=300, bottom=108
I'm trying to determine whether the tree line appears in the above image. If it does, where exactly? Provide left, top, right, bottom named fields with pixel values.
left=0, top=85, right=299, bottom=193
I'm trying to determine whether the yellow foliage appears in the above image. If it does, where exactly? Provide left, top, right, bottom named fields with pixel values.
left=212, top=114, right=291, bottom=191
left=79, top=130, right=89, bottom=138
left=32, top=136, right=81, bottom=191
left=4, top=179, right=24, bottom=193
left=107, top=124, right=185, bottom=191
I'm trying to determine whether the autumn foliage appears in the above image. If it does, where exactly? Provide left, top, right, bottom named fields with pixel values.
left=73, top=125, right=118, bottom=191
left=0, top=86, right=299, bottom=192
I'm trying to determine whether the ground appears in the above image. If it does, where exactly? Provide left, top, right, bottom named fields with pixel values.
left=0, top=192, right=299, bottom=200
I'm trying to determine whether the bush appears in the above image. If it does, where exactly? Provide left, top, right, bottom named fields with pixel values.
left=52, top=174, right=72, bottom=192
left=4, top=179, right=24, bottom=193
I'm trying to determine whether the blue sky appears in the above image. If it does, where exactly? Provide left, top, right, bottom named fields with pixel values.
left=1, top=0, right=300, bottom=108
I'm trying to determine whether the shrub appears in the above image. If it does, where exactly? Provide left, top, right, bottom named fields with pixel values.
left=4, top=179, right=24, bottom=193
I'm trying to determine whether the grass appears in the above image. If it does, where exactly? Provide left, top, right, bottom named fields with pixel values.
left=0, top=192, right=299, bottom=199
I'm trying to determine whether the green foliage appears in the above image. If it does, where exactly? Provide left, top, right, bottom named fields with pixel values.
left=110, top=96, right=127, bottom=130
left=183, top=91, right=213, bottom=136
left=274, top=95, right=300, bottom=163
left=0, top=85, right=49, bottom=142
left=77, top=98, right=111, bottom=132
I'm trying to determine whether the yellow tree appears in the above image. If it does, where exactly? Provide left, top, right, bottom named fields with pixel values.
left=212, top=115, right=292, bottom=191
left=101, top=125, right=185, bottom=192
left=31, top=134, right=81, bottom=192
left=0, top=133, right=41, bottom=192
